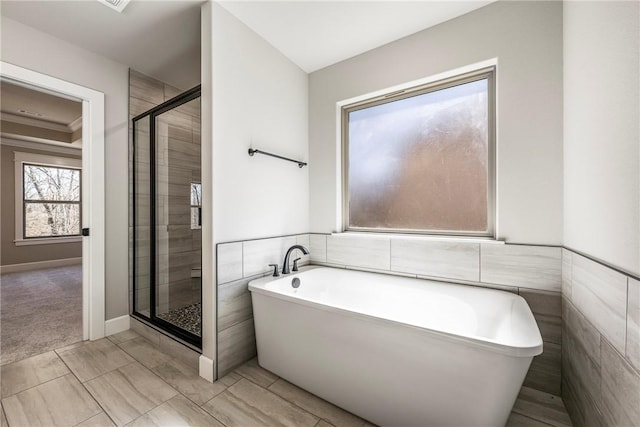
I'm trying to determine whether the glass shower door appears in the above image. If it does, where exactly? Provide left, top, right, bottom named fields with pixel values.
left=132, top=87, right=201, bottom=347
left=154, top=97, right=202, bottom=338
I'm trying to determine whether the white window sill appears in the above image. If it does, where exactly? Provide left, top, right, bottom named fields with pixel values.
left=14, top=236, right=82, bottom=246
left=332, top=231, right=505, bottom=244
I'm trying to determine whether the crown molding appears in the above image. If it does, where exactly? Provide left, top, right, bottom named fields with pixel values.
left=0, top=134, right=82, bottom=153
left=1, top=112, right=73, bottom=133
left=68, top=116, right=83, bottom=132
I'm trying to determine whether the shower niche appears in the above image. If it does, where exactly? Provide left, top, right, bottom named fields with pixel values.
left=132, top=86, right=202, bottom=347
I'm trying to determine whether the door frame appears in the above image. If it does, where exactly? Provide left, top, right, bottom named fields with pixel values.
left=1, top=61, right=106, bottom=340
left=131, top=85, right=202, bottom=348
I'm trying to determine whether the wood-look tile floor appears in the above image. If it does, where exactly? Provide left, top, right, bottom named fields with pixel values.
left=0, top=330, right=572, bottom=427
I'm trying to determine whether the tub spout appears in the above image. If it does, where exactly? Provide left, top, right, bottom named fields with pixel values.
left=282, top=245, right=309, bottom=275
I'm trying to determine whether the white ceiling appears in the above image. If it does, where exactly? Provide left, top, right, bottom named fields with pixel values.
left=0, top=0, right=203, bottom=90
left=217, top=1, right=495, bottom=73
left=1, top=0, right=494, bottom=85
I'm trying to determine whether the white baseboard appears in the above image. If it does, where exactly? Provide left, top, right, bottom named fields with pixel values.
left=105, top=315, right=131, bottom=336
left=199, top=355, right=215, bottom=383
left=0, top=257, right=82, bottom=274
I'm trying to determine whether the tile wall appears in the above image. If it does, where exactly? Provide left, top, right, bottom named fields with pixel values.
left=128, top=70, right=202, bottom=317
left=125, top=73, right=638, bottom=427
left=130, top=317, right=201, bottom=370
left=216, top=232, right=562, bottom=396
left=561, top=249, right=640, bottom=426
left=154, top=94, right=201, bottom=315
left=312, top=233, right=562, bottom=395
left=216, top=234, right=310, bottom=377
left=129, top=70, right=182, bottom=313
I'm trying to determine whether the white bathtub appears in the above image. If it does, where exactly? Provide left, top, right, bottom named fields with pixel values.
left=249, top=266, right=543, bottom=427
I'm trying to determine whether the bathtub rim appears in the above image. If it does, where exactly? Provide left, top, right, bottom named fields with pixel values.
left=249, top=266, right=543, bottom=358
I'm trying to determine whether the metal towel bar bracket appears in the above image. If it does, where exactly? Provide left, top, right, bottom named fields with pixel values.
left=248, top=148, right=307, bottom=168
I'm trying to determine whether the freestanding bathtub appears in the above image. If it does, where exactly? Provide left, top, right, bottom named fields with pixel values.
left=249, top=266, right=543, bottom=427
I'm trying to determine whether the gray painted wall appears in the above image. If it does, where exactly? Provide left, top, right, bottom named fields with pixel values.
left=1, top=16, right=129, bottom=320
left=563, top=0, right=640, bottom=276
left=309, top=1, right=564, bottom=245
left=0, top=144, right=82, bottom=265
left=201, top=2, right=310, bottom=362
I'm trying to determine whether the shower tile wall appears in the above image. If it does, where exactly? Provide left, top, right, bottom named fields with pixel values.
left=155, top=98, right=201, bottom=316
left=561, top=249, right=640, bottom=426
left=311, top=233, right=562, bottom=396
left=216, top=234, right=310, bottom=377
left=128, top=70, right=201, bottom=319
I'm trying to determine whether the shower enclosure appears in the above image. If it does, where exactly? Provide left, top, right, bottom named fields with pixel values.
left=132, top=86, right=202, bottom=347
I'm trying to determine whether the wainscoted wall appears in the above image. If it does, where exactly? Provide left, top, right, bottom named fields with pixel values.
left=561, top=248, right=640, bottom=426
left=216, top=234, right=310, bottom=377
left=216, top=231, right=562, bottom=397
left=312, top=233, right=562, bottom=396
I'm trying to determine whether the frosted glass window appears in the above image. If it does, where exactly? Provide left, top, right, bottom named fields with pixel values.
left=344, top=71, right=494, bottom=235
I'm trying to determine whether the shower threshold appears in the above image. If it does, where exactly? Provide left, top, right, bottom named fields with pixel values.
left=156, top=303, right=201, bottom=337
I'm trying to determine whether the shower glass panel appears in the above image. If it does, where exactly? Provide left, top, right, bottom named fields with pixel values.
left=132, top=86, right=201, bottom=347
left=154, top=98, right=201, bottom=337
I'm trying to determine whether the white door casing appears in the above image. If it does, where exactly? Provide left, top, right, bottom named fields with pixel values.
left=1, top=61, right=106, bottom=340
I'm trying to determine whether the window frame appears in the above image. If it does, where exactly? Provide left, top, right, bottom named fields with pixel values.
left=14, top=151, right=82, bottom=245
left=190, top=181, right=202, bottom=230
left=341, top=66, right=496, bottom=237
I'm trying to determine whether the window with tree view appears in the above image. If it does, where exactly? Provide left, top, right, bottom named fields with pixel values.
left=23, top=164, right=81, bottom=238
left=343, top=68, right=494, bottom=236
left=191, top=182, right=202, bottom=229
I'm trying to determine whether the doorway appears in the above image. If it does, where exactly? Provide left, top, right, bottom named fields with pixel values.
left=0, top=61, right=106, bottom=347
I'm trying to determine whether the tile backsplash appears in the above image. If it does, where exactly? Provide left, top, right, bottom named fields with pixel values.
left=311, top=233, right=563, bottom=396
left=628, top=278, right=640, bottom=371
left=391, top=239, right=480, bottom=282
left=561, top=249, right=640, bottom=426
left=218, top=233, right=565, bottom=294
left=480, top=244, right=562, bottom=292
left=216, top=232, right=564, bottom=397
left=311, top=233, right=561, bottom=293
left=215, top=234, right=310, bottom=378
left=217, top=232, right=640, bottom=424
left=325, top=234, right=391, bottom=270
left=570, top=253, right=628, bottom=354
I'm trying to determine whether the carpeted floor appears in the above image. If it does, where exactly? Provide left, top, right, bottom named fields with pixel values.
left=1, top=265, right=83, bottom=365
